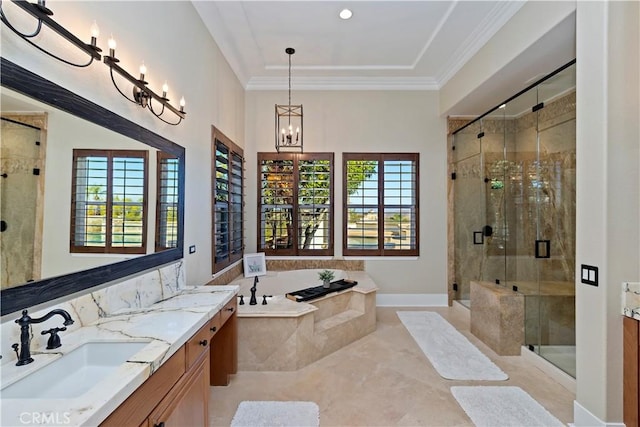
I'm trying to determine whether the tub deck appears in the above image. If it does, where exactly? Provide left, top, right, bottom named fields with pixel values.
left=230, top=271, right=378, bottom=371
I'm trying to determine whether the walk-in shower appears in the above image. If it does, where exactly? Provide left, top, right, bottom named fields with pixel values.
left=449, top=61, right=576, bottom=377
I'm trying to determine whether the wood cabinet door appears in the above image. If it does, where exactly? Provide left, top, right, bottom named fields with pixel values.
left=148, top=354, right=210, bottom=427
left=624, top=316, right=640, bottom=427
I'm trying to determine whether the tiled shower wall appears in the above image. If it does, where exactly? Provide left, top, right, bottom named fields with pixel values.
left=448, top=91, right=576, bottom=302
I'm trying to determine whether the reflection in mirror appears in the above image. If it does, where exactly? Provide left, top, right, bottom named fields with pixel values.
left=0, top=114, right=46, bottom=288
left=156, top=152, right=179, bottom=252
left=0, top=90, right=180, bottom=289
left=1, top=58, right=184, bottom=316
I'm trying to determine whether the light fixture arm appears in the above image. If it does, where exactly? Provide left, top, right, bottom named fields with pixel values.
left=0, top=0, right=101, bottom=68
left=104, top=55, right=186, bottom=126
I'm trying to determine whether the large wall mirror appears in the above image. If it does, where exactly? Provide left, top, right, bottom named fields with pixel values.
left=0, top=58, right=185, bottom=316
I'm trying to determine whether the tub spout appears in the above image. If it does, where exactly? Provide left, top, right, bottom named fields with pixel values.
left=249, top=276, right=259, bottom=305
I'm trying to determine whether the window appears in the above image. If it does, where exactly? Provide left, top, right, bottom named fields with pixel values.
left=212, top=127, right=244, bottom=273
left=343, top=153, right=419, bottom=256
left=71, top=149, right=148, bottom=254
left=258, top=152, right=333, bottom=256
left=155, top=152, right=179, bottom=251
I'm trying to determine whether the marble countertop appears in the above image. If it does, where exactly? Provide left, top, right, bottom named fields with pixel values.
left=0, top=285, right=238, bottom=427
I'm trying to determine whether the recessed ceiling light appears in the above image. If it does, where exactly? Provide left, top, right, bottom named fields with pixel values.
left=339, top=8, right=353, bottom=20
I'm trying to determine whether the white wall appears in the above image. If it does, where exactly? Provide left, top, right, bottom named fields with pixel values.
left=574, top=1, right=639, bottom=424
left=1, top=1, right=245, bottom=287
left=245, top=90, right=448, bottom=297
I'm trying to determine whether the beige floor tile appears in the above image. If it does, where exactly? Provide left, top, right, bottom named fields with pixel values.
left=210, top=307, right=575, bottom=426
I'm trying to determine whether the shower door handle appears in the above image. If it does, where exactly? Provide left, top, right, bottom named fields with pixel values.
left=535, top=240, right=550, bottom=258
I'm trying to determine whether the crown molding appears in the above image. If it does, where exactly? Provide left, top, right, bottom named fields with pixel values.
left=246, top=76, right=439, bottom=91
left=435, top=1, right=525, bottom=87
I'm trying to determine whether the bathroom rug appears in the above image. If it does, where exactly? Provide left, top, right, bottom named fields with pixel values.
left=396, top=311, right=508, bottom=380
left=451, top=386, right=564, bottom=426
left=230, top=401, right=319, bottom=427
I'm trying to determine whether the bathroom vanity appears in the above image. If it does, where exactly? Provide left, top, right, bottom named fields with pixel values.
left=102, top=296, right=237, bottom=426
left=0, top=284, right=238, bottom=427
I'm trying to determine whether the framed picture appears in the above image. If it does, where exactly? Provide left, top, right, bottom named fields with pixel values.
left=243, top=252, right=267, bottom=278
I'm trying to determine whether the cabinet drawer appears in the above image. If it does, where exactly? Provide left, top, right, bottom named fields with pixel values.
left=208, top=312, right=222, bottom=339
left=185, top=324, right=210, bottom=369
left=220, top=298, right=237, bottom=325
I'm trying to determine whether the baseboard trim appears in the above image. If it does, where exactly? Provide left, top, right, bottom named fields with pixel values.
left=573, top=400, right=625, bottom=427
left=376, top=293, right=448, bottom=307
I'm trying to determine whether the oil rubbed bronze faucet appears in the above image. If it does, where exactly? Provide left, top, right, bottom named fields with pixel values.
left=249, top=276, right=259, bottom=305
left=12, top=309, right=74, bottom=366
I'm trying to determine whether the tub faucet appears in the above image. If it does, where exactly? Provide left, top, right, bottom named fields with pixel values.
left=249, top=276, right=259, bottom=305
left=12, top=309, right=74, bottom=366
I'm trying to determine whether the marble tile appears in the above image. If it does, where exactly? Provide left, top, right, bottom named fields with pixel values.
left=209, top=306, right=575, bottom=427
left=470, top=281, right=524, bottom=355
left=236, top=272, right=377, bottom=371
left=1, top=261, right=185, bottom=367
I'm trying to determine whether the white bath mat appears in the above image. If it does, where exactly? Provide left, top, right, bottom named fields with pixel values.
left=451, top=386, right=564, bottom=426
left=231, top=401, right=320, bottom=427
left=397, top=311, right=508, bottom=380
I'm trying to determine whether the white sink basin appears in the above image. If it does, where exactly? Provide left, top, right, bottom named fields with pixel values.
left=2, top=341, right=149, bottom=399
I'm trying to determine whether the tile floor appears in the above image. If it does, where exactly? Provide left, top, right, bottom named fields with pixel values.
left=209, top=306, right=575, bottom=426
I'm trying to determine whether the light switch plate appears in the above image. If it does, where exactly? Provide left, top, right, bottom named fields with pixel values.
left=581, top=264, right=598, bottom=286
left=189, top=245, right=196, bottom=254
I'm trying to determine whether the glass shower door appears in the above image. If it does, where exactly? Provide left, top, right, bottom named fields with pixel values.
left=453, top=121, right=484, bottom=307
left=532, top=66, right=577, bottom=377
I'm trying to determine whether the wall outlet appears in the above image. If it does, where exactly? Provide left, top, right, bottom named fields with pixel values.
left=189, top=245, right=196, bottom=254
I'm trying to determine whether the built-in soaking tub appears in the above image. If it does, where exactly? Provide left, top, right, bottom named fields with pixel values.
left=229, top=269, right=378, bottom=371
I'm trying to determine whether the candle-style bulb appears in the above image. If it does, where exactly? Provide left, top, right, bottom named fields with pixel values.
left=89, top=21, right=99, bottom=47
left=90, top=21, right=100, bottom=38
left=162, top=82, right=169, bottom=98
left=179, top=97, right=185, bottom=113
left=139, top=62, right=147, bottom=81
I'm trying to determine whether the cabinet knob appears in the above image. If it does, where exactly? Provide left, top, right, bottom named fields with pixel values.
left=199, top=339, right=208, bottom=346
left=226, top=306, right=234, bottom=312
left=154, top=423, right=165, bottom=427
left=210, top=326, right=217, bottom=332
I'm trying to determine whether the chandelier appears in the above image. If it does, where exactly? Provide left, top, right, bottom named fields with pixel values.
left=275, top=47, right=303, bottom=152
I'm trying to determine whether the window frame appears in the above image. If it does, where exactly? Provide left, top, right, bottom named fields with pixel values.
left=212, top=126, right=244, bottom=273
left=70, top=149, right=148, bottom=254
left=342, top=152, right=419, bottom=257
left=155, top=151, right=179, bottom=252
left=257, top=152, right=334, bottom=257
